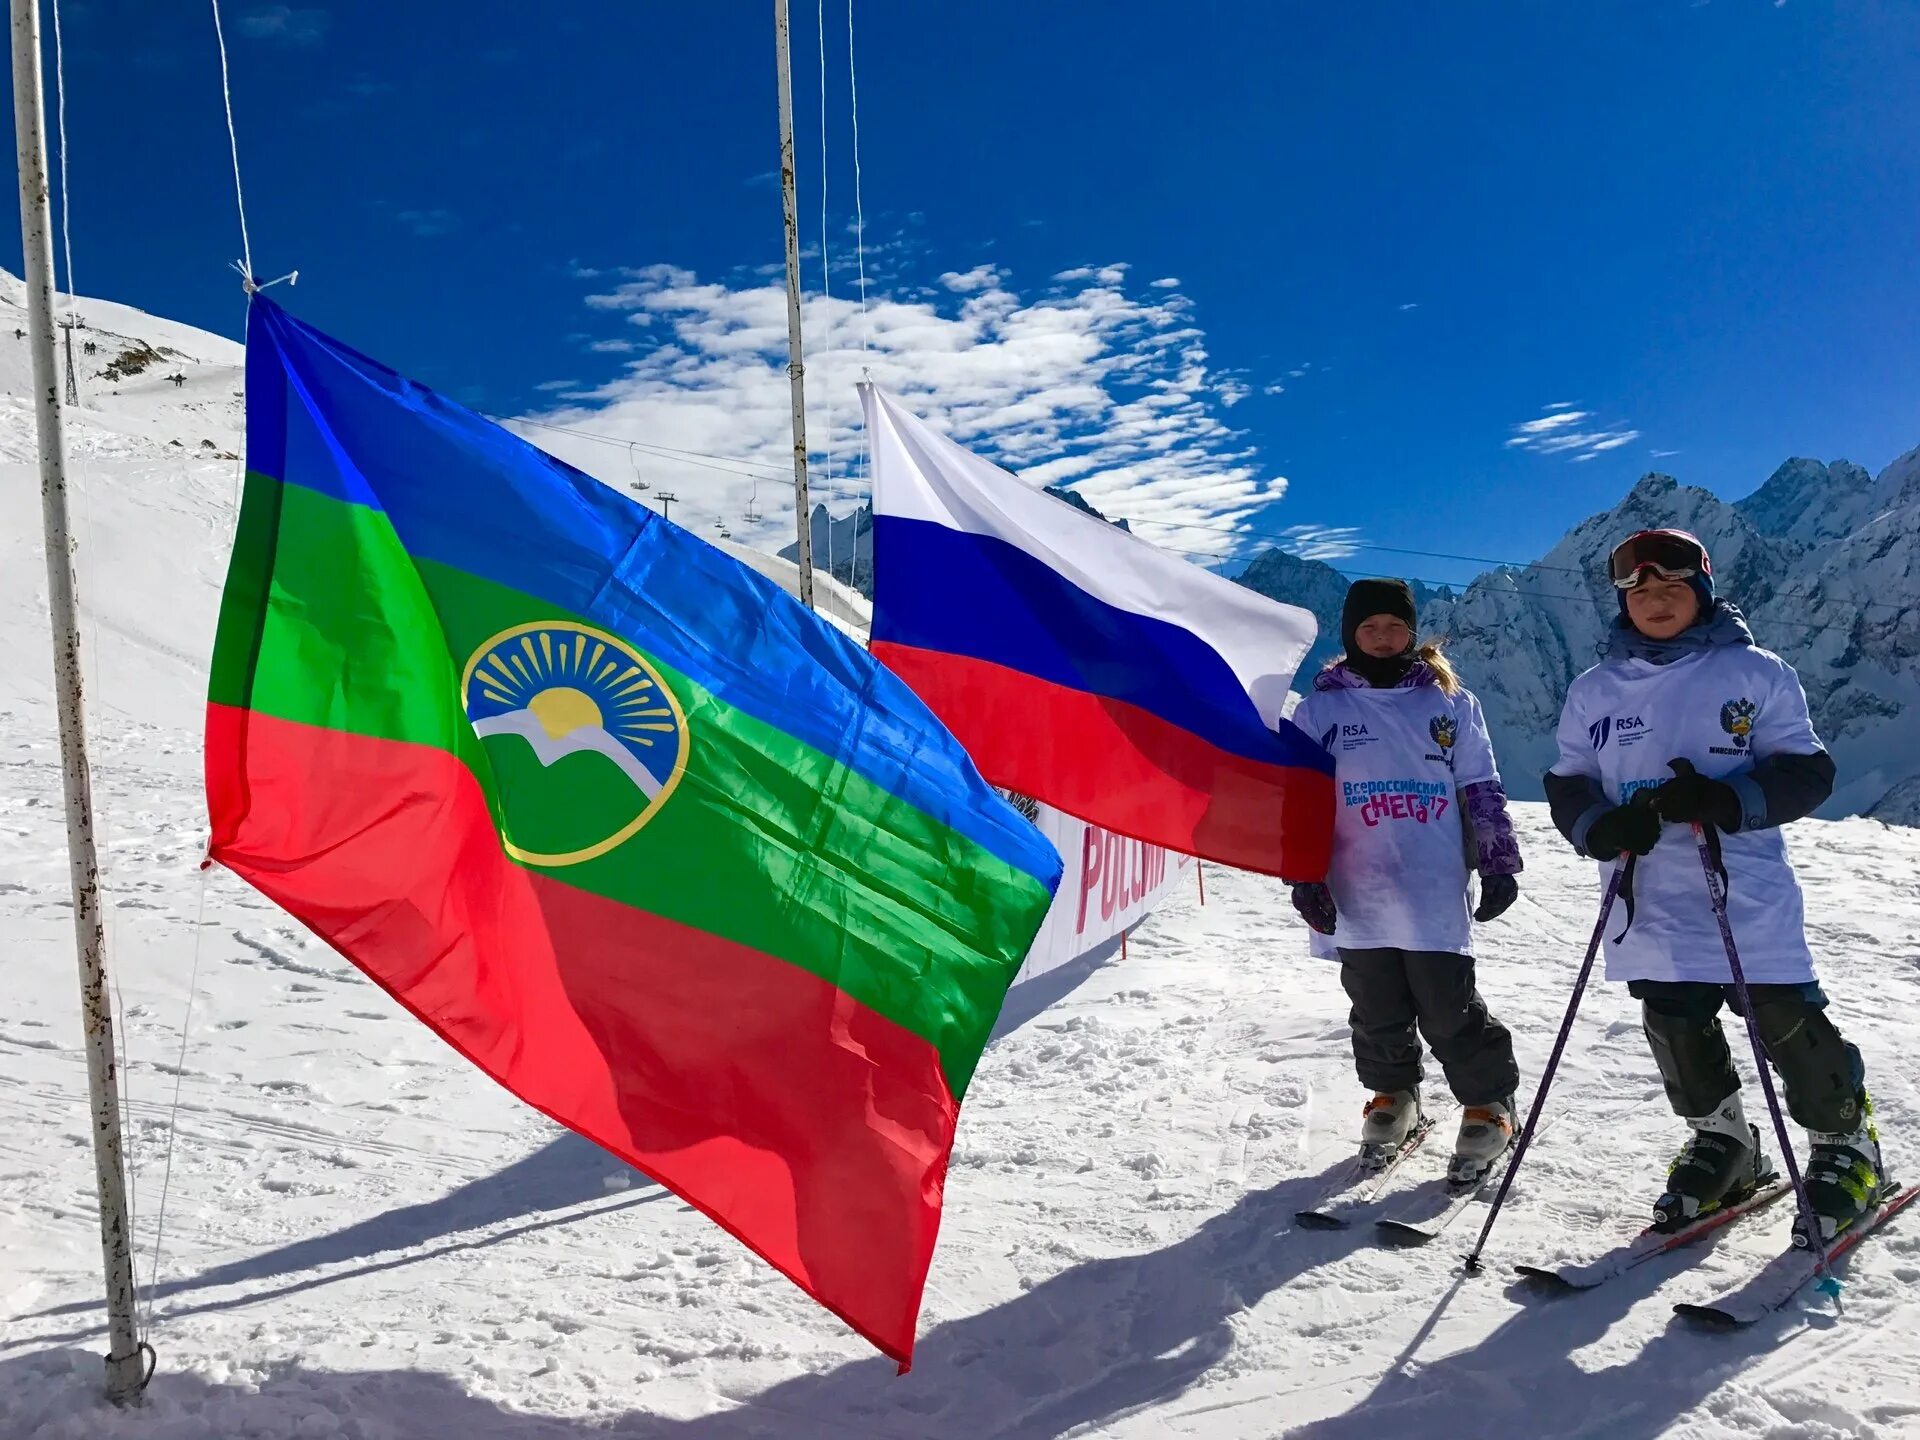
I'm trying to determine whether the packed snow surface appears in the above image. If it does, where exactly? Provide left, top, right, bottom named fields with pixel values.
left=6, top=279, right=1920, bottom=1439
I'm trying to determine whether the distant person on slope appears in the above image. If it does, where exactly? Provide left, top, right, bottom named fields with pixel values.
left=1288, top=578, right=1525, bottom=1185
left=1543, top=528, right=1883, bottom=1245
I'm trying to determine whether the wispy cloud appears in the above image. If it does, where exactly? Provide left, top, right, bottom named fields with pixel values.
left=396, top=208, right=458, bottom=238
left=1264, top=383, right=1286, bottom=397
left=524, top=256, right=1291, bottom=557
left=1278, top=523, right=1363, bottom=561
left=1505, top=402, right=1641, bottom=461
left=239, top=5, right=328, bottom=44
left=1398, top=302, right=1419, bottom=311
left=1651, top=448, right=1683, bottom=458
left=533, top=379, right=580, bottom=393
left=1151, top=277, right=1181, bottom=289
left=587, top=338, right=637, bottom=354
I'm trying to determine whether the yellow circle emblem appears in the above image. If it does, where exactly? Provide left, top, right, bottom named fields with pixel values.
left=460, top=621, right=688, bottom=866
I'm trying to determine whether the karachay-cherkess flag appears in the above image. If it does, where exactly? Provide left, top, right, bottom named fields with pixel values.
left=206, top=298, right=1061, bottom=1367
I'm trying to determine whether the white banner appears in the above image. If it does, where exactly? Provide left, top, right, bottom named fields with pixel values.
left=1014, top=802, right=1195, bottom=985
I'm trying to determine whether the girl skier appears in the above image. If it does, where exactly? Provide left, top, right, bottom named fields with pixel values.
left=1544, top=528, right=1883, bottom=1244
left=1289, top=578, right=1525, bottom=1184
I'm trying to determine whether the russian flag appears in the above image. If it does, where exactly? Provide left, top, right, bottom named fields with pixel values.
left=863, top=385, right=1335, bottom=880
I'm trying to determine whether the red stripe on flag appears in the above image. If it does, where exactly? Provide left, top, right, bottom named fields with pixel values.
left=205, top=703, right=954, bottom=1366
left=870, top=643, right=1334, bottom=880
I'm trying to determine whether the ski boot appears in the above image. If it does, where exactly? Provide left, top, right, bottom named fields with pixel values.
left=1448, top=1095, right=1515, bottom=1187
left=1794, top=1093, right=1885, bottom=1249
left=1359, top=1089, right=1421, bottom=1171
left=1654, top=1097, right=1770, bottom=1233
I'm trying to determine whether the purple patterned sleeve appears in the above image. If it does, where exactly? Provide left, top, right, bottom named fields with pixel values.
left=1461, top=778, right=1524, bottom=876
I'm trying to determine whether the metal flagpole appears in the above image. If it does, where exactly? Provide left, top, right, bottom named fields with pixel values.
left=773, top=0, right=816, bottom=610
left=9, top=0, right=150, bottom=1403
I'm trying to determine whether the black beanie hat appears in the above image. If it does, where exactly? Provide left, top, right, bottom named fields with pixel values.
left=1341, top=578, right=1417, bottom=657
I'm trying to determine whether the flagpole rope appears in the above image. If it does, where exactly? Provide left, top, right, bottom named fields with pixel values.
left=51, top=0, right=75, bottom=319
left=209, top=0, right=254, bottom=285
left=847, top=0, right=870, bottom=359
left=143, top=868, right=210, bottom=1336
left=817, top=0, right=835, bottom=582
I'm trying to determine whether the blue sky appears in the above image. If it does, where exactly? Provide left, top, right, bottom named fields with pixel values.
left=9, top=2, right=1919, bottom=580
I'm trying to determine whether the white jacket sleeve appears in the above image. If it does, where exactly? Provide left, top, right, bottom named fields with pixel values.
left=1450, top=690, right=1500, bottom=789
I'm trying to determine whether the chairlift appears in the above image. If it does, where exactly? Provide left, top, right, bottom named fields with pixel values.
left=742, top=479, right=763, bottom=524
left=627, top=442, right=650, bottom=492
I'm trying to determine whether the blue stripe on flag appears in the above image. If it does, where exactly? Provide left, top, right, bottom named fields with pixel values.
left=243, top=299, right=1060, bottom=889
left=870, top=514, right=1332, bottom=776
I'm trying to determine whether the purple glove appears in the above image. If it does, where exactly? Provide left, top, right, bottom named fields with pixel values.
left=1290, top=882, right=1337, bottom=936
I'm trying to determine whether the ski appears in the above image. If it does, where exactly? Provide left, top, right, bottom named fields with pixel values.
left=1673, top=1183, right=1919, bottom=1329
left=1293, top=1116, right=1439, bottom=1230
left=1514, top=1176, right=1790, bottom=1293
left=1373, top=1118, right=1542, bottom=1246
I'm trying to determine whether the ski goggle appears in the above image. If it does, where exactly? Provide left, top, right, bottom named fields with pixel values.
left=1608, top=529, right=1711, bottom=590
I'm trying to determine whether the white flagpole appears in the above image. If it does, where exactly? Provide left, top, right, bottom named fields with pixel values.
left=9, top=0, right=149, bottom=1403
left=774, top=0, right=816, bottom=610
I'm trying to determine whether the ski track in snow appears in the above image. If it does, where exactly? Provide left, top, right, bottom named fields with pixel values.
left=8, top=751, right=1920, bottom=1439
left=6, top=278, right=1920, bottom=1438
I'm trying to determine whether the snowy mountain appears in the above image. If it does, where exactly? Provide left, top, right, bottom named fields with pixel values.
left=1234, top=454, right=1920, bottom=824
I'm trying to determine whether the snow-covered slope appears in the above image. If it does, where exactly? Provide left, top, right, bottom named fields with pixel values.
left=7, top=276, right=1920, bottom=1438
left=0, top=273, right=245, bottom=745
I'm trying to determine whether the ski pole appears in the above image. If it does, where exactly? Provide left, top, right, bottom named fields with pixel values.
left=1685, top=809, right=1842, bottom=1298
left=1464, top=854, right=1633, bottom=1272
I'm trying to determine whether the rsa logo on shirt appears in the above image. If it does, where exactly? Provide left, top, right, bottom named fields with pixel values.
left=1590, top=714, right=1651, bottom=751
left=1331, top=722, right=1379, bottom=753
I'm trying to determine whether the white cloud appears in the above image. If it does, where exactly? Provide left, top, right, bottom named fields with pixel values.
left=1264, top=383, right=1286, bottom=396
left=1505, top=402, right=1640, bottom=461
left=587, top=338, right=637, bottom=354
left=939, top=265, right=1003, bottom=295
left=1053, top=263, right=1130, bottom=286
left=1151, top=277, right=1181, bottom=289
left=518, top=258, right=1291, bottom=557
left=533, top=379, right=580, bottom=393
left=240, top=5, right=328, bottom=43
left=1510, top=410, right=1589, bottom=436
left=1651, top=448, right=1683, bottom=458
left=1398, top=302, right=1419, bottom=311
left=1279, top=523, right=1363, bottom=561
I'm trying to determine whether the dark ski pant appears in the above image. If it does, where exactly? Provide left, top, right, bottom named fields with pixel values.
left=1630, top=979, right=1867, bottom=1135
left=1338, top=947, right=1518, bottom=1106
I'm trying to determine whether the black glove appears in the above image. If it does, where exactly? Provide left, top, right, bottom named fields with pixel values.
left=1584, top=803, right=1660, bottom=861
left=1646, top=758, right=1742, bottom=833
left=1290, top=881, right=1337, bottom=936
left=1473, top=872, right=1519, bottom=922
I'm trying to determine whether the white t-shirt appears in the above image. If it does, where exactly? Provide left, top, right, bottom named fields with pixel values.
left=1552, top=644, right=1820, bottom=986
left=1289, top=682, right=1499, bottom=958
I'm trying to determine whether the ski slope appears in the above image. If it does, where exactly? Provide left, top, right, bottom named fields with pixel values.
left=6, top=281, right=1920, bottom=1438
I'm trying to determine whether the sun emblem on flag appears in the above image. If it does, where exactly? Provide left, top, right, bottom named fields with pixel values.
left=461, top=622, right=688, bottom=866
left=1719, top=697, right=1758, bottom=750
left=1429, top=714, right=1457, bottom=751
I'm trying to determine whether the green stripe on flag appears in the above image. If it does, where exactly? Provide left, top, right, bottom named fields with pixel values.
left=210, top=470, right=1045, bottom=1094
